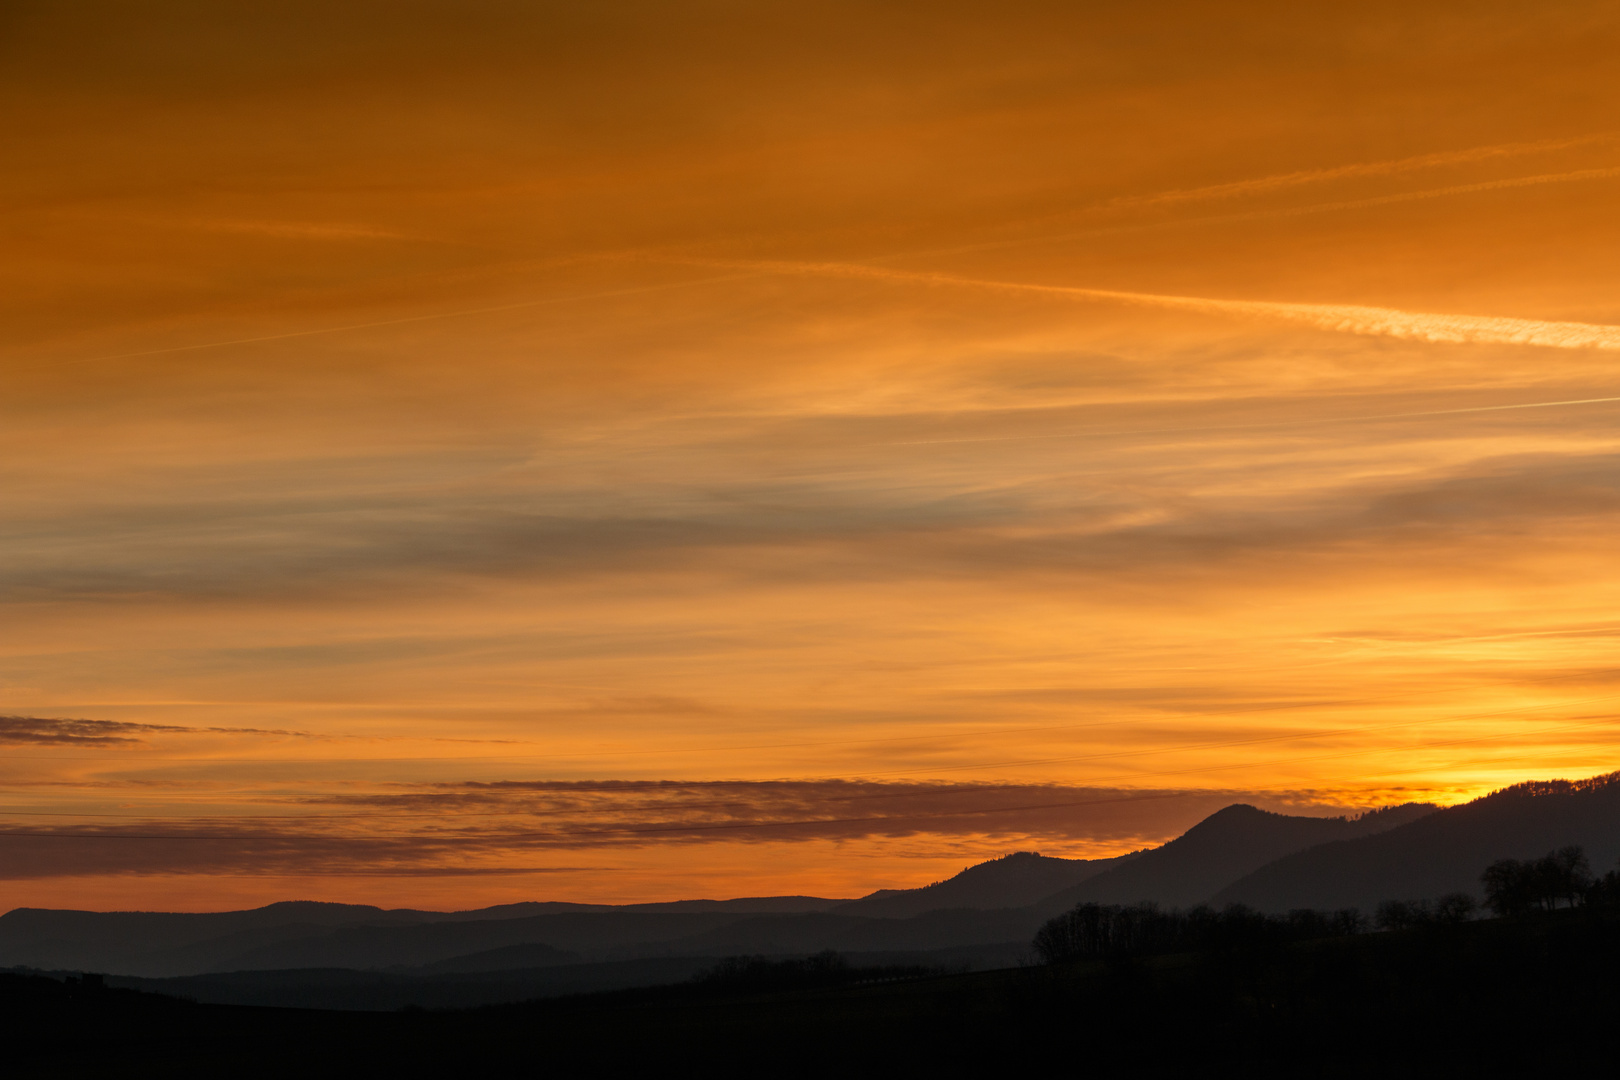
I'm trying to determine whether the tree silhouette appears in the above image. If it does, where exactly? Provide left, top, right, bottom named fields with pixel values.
left=1376, top=894, right=1475, bottom=929
left=1583, top=859, right=1620, bottom=908
left=1032, top=901, right=1363, bottom=964
left=1482, top=846, right=1591, bottom=915
left=1434, top=893, right=1476, bottom=923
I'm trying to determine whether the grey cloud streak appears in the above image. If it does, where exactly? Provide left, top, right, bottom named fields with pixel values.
left=0, top=715, right=183, bottom=746
left=0, top=781, right=1366, bottom=879
left=0, top=715, right=315, bottom=746
left=9, top=447, right=1617, bottom=603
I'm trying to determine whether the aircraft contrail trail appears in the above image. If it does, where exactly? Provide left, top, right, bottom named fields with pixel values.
left=50, top=233, right=1620, bottom=366
left=1103, top=134, right=1616, bottom=211
left=674, top=257, right=1620, bottom=352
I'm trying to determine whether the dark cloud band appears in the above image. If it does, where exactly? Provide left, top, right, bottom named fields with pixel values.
left=0, top=781, right=1367, bottom=880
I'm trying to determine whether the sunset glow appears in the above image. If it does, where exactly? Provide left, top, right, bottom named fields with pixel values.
left=4, top=1, right=1620, bottom=909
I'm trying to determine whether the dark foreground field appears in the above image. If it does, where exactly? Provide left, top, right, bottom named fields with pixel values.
left=7, top=910, right=1618, bottom=1078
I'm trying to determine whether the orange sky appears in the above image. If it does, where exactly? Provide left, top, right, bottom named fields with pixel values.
left=4, top=1, right=1620, bottom=910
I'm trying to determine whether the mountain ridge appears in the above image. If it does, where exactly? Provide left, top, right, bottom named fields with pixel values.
left=834, top=851, right=1130, bottom=918
left=1032, top=801, right=1438, bottom=915
left=1215, top=772, right=1620, bottom=912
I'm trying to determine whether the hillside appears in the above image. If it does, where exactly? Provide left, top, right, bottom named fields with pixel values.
left=0, top=904, right=1039, bottom=979
left=0, top=899, right=836, bottom=977
left=1215, top=772, right=1620, bottom=912
left=835, top=851, right=1125, bottom=918
left=1034, top=802, right=1436, bottom=913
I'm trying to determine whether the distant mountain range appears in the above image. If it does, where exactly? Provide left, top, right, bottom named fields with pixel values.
left=6, top=770, right=1617, bottom=1008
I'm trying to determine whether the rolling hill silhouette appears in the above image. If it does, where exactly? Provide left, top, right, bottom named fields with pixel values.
left=1215, top=772, right=1620, bottom=912
left=0, top=901, right=471, bottom=975
left=1032, top=802, right=1436, bottom=914
left=0, top=897, right=845, bottom=976
left=835, top=851, right=1128, bottom=918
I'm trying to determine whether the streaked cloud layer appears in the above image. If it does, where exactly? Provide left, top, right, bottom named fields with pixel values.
left=3, top=0, right=1620, bottom=909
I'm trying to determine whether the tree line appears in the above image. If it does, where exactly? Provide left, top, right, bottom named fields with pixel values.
left=1480, top=846, right=1620, bottom=916
left=1032, top=902, right=1367, bottom=964
left=1034, top=846, right=1620, bottom=964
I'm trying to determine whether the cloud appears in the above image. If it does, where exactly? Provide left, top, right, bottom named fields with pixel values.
left=0, top=715, right=181, bottom=746
left=10, top=444, right=1618, bottom=605
left=0, top=715, right=314, bottom=746
left=0, top=780, right=1371, bottom=879
left=306, top=779, right=1372, bottom=847
left=0, top=829, right=565, bottom=880
left=862, top=452, right=1620, bottom=587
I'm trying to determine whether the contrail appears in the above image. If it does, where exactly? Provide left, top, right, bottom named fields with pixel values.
left=674, top=257, right=1620, bottom=352
left=1103, top=134, right=1615, bottom=211
left=1170, top=165, right=1620, bottom=231
left=1145, top=288, right=1620, bottom=351
left=47, top=166, right=1620, bottom=366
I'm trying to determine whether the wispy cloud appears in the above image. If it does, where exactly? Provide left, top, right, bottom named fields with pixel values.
left=0, top=781, right=1366, bottom=879
left=0, top=716, right=179, bottom=746
left=8, top=439, right=1620, bottom=603
left=0, top=715, right=316, bottom=746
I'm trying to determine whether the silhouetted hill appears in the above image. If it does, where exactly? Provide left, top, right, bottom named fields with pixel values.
left=835, top=851, right=1126, bottom=918
left=467, top=896, right=844, bottom=918
left=83, top=940, right=1032, bottom=1010
left=1215, top=772, right=1620, bottom=912
left=1033, top=802, right=1436, bottom=913
left=659, top=907, right=1041, bottom=957
left=0, top=901, right=462, bottom=974
left=158, top=911, right=761, bottom=974
left=0, top=903, right=1030, bottom=978
left=0, top=897, right=844, bottom=976
left=619, top=896, right=847, bottom=914
left=411, top=942, right=579, bottom=974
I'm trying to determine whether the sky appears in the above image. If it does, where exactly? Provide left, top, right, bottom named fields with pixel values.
left=4, top=0, right=1620, bottom=911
